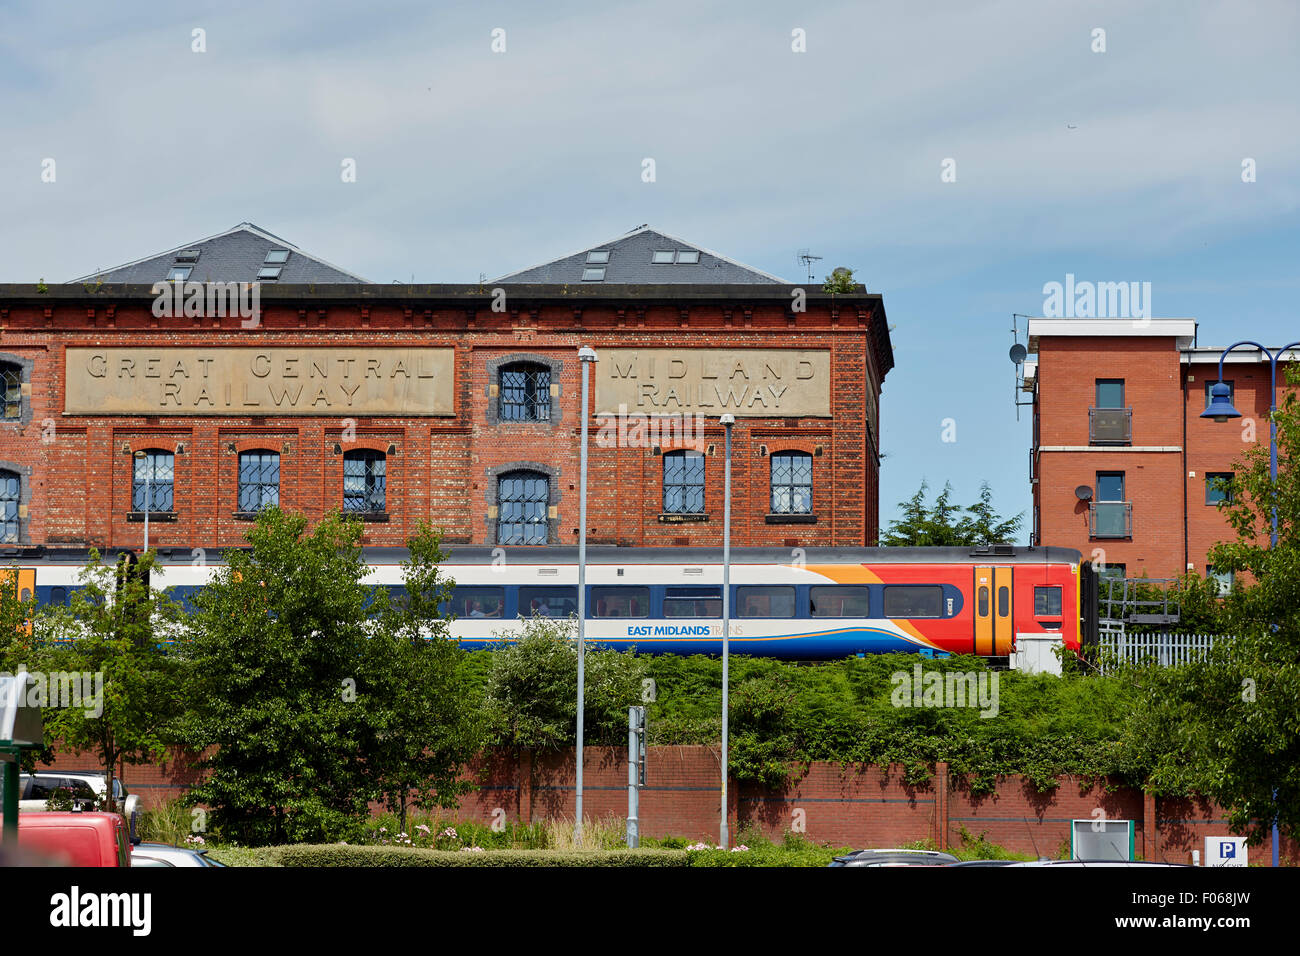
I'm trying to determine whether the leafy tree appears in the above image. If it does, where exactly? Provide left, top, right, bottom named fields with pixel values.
left=362, top=521, right=486, bottom=835
left=486, top=618, right=647, bottom=752
left=1127, top=367, right=1300, bottom=845
left=37, top=550, right=185, bottom=814
left=821, top=267, right=858, bottom=293
left=181, top=508, right=377, bottom=845
left=882, top=480, right=1023, bottom=546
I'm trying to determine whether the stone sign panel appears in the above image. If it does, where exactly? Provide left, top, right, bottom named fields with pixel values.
left=64, top=348, right=455, bottom=416
left=595, top=349, right=831, bottom=417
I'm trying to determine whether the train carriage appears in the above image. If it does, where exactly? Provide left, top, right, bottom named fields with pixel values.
left=6, top=545, right=1091, bottom=659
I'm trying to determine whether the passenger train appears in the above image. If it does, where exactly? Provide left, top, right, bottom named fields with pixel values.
left=3, top=545, right=1097, bottom=659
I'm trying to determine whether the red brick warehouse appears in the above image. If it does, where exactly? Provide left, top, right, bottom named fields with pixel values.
left=0, top=224, right=894, bottom=553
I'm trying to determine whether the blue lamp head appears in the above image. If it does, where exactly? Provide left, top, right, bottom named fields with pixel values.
left=1201, top=381, right=1241, bottom=423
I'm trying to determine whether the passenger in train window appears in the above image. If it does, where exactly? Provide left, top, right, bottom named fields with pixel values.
left=469, top=601, right=486, bottom=619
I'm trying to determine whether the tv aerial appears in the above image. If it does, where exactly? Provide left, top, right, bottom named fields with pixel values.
left=796, top=248, right=822, bottom=284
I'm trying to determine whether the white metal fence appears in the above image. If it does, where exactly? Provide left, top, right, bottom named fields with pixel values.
left=1096, top=632, right=1223, bottom=671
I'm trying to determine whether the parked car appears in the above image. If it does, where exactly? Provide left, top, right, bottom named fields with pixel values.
left=1005, top=859, right=1190, bottom=867
left=17, top=811, right=131, bottom=866
left=943, top=859, right=1020, bottom=867
left=828, top=848, right=960, bottom=867
left=18, top=771, right=141, bottom=822
left=130, top=842, right=227, bottom=868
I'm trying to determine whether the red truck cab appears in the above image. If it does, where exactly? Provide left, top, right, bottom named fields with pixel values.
left=18, top=812, right=130, bottom=866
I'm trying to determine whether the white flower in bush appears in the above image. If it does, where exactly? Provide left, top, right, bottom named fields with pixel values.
left=460, top=845, right=485, bottom=853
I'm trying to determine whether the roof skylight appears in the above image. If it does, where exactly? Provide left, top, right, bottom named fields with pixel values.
left=257, top=266, right=282, bottom=280
left=264, top=250, right=290, bottom=264
left=586, top=251, right=610, bottom=264
left=676, top=250, right=700, bottom=264
left=652, top=251, right=674, bottom=264
left=581, top=267, right=606, bottom=282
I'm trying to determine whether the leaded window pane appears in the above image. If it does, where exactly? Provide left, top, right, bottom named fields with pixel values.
left=663, top=451, right=704, bottom=514
left=770, top=452, right=812, bottom=514
left=498, top=470, right=548, bottom=544
left=1, top=365, right=20, bottom=420
left=343, top=451, right=386, bottom=513
left=499, top=364, right=551, bottom=422
left=133, top=452, right=175, bottom=512
left=0, top=470, right=19, bottom=543
left=238, top=451, right=281, bottom=512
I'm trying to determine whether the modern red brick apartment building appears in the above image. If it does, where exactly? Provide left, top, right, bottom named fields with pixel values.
left=1023, top=318, right=1294, bottom=583
left=0, top=224, right=892, bottom=554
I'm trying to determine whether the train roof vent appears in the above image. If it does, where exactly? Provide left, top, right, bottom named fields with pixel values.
left=536, top=567, right=559, bottom=576
left=970, top=544, right=1015, bottom=557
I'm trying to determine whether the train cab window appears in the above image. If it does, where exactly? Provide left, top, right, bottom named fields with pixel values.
left=882, top=585, right=944, bottom=619
left=519, top=586, right=578, bottom=618
left=737, top=586, right=795, bottom=618
left=592, top=586, right=649, bottom=618
left=1034, top=586, right=1062, bottom=617
left=445, top=586, right=504, bottom=619
left=663, top=587, right=721, bottom=618
left=809, top=586, right=869, bottom=617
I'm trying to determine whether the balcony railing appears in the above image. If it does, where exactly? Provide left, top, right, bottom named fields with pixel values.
left=1089, top=407, right=1132, bottom=444
left=1090, top=501, right=1132, bottom=538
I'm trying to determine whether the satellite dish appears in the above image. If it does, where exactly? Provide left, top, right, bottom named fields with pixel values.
left=1074, top=485, right=1094, bottom=501
left=1009, top=344, right=1028, bottom=365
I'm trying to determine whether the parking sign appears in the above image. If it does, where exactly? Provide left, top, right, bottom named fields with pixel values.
left=1205, top=836, right=1248, bottom=867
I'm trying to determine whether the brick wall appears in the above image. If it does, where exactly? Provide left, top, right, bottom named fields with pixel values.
left=0, top=289, right=889, bottom=549
left=40, top=746, right=1296, bottom=864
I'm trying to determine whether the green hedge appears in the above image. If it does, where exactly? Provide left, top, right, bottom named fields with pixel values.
left=276, top=845, right=689, bottom=867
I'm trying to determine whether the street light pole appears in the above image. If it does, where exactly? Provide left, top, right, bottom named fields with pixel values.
left=720, top=413, right=734, bottom=849
left=576, top=345, right=597, bottom=844
left=1202, top=338, right=1300, bottom=868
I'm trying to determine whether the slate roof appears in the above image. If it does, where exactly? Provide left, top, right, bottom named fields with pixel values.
left=494, top=226, right=788, bottom=284
left=67, top=223, right=371, bottom=284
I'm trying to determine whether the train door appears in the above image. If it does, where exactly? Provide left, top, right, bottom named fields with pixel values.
left=974, top=566, right=1013, bottom=655
left=993, top=567, right=1013, bottom=655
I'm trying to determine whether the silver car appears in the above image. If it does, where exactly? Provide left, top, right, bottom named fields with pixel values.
left=131, top=842, right=227, bottom=867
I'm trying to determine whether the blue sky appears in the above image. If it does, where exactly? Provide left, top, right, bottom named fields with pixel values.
left=3, top=0, right=1297, bottom=538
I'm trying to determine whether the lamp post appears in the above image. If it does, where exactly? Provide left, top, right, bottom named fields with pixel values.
left=1201, top=338, right=1300, bottom=869
left=575, top=345, right=597, bottom=843
left=719, top=413, right=734, bottom=848
left=133, top=450, right=150, bottom=552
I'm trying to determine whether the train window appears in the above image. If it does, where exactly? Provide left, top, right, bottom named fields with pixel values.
left=446, top=586, right=504, bottom=619
left=663, top=587, right=721, bottom=618
left=978, top=587, right=989, bottom=617
left=52, top=587, right=67, bottom=606
left=737, top=586, right=795, bottom=618
left=1034, top=586, right=1062, bottom=616
left=592, top=586, right=649, bottom=618
left=519, top=586, right=578, bottom=618
left=882, top=586, right=944, bottom=619
left=998, top=587, right=1009, bottom=617
left=809, top=586, right=869, bottom=617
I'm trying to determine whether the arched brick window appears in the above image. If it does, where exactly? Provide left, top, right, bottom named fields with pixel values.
left=1, top=364, right=21, bottom=421
left=497, top=470, right=549, bottom=544
left=663, top=451, right=705, bottom=514
left=343, top=450, right=386, bottom=514
left=0, top=469, right=19, bottom=542
left=239, top=451, right=281, bottom=512
left=133, top=451, right=175, bottom=512
left=498, top=362, right=552, bottom=422
left=771, top=451, right=813, bottom=514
